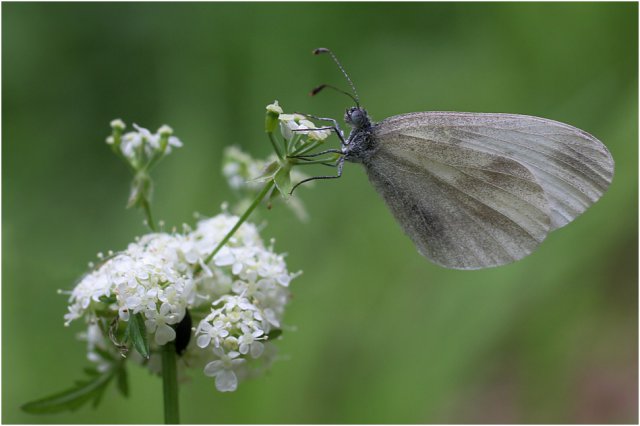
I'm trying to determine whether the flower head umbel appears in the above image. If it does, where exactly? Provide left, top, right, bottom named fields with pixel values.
left=107, top=122, right=183, bottom=169
left=259, top=101, right=343, bottom=202
left=27, top=106, right=315, bottom=418
left=64, top=213, right=296, bottom=392
left=106, top=121, right=184, bottom=223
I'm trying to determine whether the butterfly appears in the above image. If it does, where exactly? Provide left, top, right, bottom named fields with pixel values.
left=294, top=48, right=614, bottom=270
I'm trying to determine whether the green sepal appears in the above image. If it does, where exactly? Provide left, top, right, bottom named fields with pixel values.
left=124, top=313, right=150, bottom=359
left=21, top=366, right=119, bottom=414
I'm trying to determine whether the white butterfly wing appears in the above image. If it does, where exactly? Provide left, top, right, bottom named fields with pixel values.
left=364, top=131, right=552, bottom=269
left=363, top=112, right=614, bottom=269
left=375, top=112, right=614, bottom=230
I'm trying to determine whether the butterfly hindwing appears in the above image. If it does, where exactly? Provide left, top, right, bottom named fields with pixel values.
left=364, top=130, right=551, bottom=269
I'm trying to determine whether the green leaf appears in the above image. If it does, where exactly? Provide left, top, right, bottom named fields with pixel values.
left=252, top=160, right=280, bottom=182
left=21, top=368, right=115, bottom=414
left=125, top=313, right=150, bottom=359
left=274, top=166, right=292, bottom=198
left=98, top=294, right=117, bottom=305
left=91, top=382, right=108, bottom=408
left=83, top=367, right=100, bottom=377
left=267, top=329, right=283, bottom=340
left=116, top=364, right=129, bottom=398
left=93, top=345, right=118, bottom=363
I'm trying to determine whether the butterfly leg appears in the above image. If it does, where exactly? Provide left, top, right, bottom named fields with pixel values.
left=289, top=148, right=343, bottom=159
left=293, top=112, right=346, bottom=145
left=289, top=156, right=345, bottom=195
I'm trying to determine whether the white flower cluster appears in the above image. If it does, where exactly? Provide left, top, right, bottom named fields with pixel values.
left=106, top=120, right=183, bottom=164
left=222, top=146, right=312, bottom=194
left=279, top=113, right=332, bottom=141
left=64, top=213, right=296, bottom=392
left=222, top=146, right=268, bottom=192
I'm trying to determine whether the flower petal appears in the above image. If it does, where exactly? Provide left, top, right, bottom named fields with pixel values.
left=155, top=324, right=176, bottom=345
left=204, top=360, right=223, bottom=377
left=196, top=334, right=212, bottom=348
left=215, top=370, right=238, bottom=392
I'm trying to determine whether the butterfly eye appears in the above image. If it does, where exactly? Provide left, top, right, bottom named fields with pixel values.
left=345, top=107, right=366, bottom=128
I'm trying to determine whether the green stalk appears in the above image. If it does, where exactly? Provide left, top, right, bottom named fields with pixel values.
left=161, top=342, right=179, bottom=424
left=201, top=180, right=274, bottom=266
left=141, top=198, right=157, bottom=232
left=267, top=132, right=283, bottom=160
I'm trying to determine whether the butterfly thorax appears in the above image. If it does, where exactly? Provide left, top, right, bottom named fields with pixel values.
left=343, top=106, right=378, bottom=163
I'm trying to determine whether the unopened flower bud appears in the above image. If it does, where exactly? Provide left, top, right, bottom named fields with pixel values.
left=110, top=119, right=126, bottom=131
left=158, top=125, right=173, bottom=137
left=265, top=101, right=282, bottom=133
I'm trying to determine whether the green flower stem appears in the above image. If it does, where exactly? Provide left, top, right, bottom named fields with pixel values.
left=290, top=157, right=339, bottom=166
left=290, top=139, right=323, bottom=156
left=161, top=342, right=179, bottom=424
left=141, top=198, right=157, bottom=232
left=268, top=132, right=283, bottom=160
left=201, top=180, right=275, bottom=266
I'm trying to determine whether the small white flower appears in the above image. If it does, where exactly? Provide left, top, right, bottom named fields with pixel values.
left=145, top=302, right=180, bottom=345
left=203, top=348, right=245, bottom=392
left=215, top=295, right=255, bottom=311
left=196, top=320, right=229, bottom=348
left=266, top=101, right=283, bottom=114
left=278, top=113, right=305, bottom=122
left=114, top=122, right=183, bottom=163
left=238, top=325, right=265, bottom=358
left=278, top=114, right=329, bottom=141
left=308, top=127, right=331, bottom=141
left=279, top=120, right=295, bottom=140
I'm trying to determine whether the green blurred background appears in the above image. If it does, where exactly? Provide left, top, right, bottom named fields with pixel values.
left=3, top=2, right=637, bottom=424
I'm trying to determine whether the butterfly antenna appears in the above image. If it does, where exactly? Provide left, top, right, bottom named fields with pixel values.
left=309, top=84, right=359, bottom=105
left=313, top=48, right=360, bottom=107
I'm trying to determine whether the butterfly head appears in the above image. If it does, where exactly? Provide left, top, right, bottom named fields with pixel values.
left=345, top=107, right=370, bottom=130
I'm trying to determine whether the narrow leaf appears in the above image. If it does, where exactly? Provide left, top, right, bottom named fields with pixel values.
left=93, top=346, right=118, bottom=363
left=91, top=382, right=108, bottom=408
left=126, top=313, right=150, bottom=359
left=21, top=369, right=114, bottom=414
left=252, top=160, right=280, bottom=181
left=116, top=364, right=129, bottom=398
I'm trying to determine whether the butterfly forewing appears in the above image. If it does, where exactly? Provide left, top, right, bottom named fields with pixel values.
left=375, top=112, right=614, bottom=230
left=364, top=130, right=552, bottom=269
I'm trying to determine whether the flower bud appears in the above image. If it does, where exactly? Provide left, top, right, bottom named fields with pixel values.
left=265, top=101, right=283, bottom=133
left=108, top=119, right=126, bottom=152
left=110, top=119, right=125, bottom=131
left=157, top=125, right=173, bottom=153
